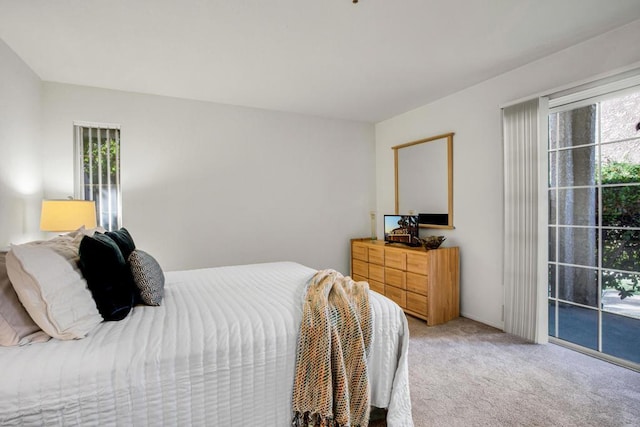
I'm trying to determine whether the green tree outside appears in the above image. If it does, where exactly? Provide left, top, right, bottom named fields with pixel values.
left=600, top=160, right=640, bottom=299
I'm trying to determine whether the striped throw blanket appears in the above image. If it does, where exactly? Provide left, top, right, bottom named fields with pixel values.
left=292, top=269, right=373, bottom=427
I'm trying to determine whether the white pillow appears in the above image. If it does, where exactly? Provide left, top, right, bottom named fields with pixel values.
left=66, top=225, right=106, bottom=238
left=6, top=242, right=103, bottom=340
left=0, top=251, right=50, bottom=346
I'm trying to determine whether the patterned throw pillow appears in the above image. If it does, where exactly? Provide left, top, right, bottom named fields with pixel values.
left=128, top=250, right=164, bottom=306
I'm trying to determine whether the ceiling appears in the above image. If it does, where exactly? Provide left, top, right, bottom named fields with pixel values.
left=1, top=0, right=640, bottom=123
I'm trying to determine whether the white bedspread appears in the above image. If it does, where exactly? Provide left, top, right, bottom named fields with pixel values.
left=0, top=262, right=412, bottom=426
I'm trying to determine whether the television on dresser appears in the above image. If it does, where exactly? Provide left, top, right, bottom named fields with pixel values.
left=383, top=215, right=420, bottom=246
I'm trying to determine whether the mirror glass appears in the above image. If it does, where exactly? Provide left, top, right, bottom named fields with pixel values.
left=393, top=132, right=454, bottom=229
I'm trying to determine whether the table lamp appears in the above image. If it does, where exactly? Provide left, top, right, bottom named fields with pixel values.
left=40, top=199, right=97, bottom=232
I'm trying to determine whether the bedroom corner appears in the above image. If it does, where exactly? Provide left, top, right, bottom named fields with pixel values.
left=0, top=38, right=44, bottom=247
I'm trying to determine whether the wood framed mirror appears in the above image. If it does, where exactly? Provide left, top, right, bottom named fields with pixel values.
left=393, top=132, right=454, bottom=229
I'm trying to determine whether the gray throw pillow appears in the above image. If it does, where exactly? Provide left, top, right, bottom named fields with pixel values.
left=128, top=250, right=164, bottom=306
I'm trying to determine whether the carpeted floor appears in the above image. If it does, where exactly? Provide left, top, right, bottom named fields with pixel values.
left=404, top=316, right=640, bottom=427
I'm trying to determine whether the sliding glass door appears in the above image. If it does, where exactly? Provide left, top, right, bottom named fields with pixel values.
left=548, top=89, right=640, bottom=367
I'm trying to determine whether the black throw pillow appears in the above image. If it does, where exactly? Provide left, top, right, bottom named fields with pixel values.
left=105, top=227, right=136, bottom=260
left=79, top=233, right=135, bottom=321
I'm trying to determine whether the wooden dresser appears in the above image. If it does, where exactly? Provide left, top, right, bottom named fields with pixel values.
left=350, top=238, right=460, bottom=325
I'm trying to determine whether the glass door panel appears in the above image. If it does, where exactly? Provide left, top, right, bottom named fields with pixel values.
left=602, top=312, right=640, bottom=364
left=556, top=265, right=598, bottom=307
left=548, top=89, right=640, bottom=368
left=557, top=302, right=598, bottom=350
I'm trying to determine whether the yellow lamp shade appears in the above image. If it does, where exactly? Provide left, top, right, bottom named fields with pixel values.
left=40, top=200, right=97, bottom=232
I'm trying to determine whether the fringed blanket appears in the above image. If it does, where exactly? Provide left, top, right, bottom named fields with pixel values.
left=292, top=269, right=373, bottom=427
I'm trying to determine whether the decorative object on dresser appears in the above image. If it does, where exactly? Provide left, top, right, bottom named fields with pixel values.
left=351, top=238, right=460, bottom=325
left=417, top=235, right=446, bottom=250
left=369, top=211, right=377, bottom=240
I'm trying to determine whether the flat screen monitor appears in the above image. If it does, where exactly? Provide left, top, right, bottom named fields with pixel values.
left=384, top=215, right=420, bottom=246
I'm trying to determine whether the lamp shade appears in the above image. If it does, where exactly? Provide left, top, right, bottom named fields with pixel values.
left=40, top=200, right=97, bottom=232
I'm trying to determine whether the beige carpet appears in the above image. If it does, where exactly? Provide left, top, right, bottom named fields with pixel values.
left=405, top=316, right=640, bottom=427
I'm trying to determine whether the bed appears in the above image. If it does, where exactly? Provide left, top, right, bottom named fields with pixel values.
left=0, top=260, right=412, bottom=426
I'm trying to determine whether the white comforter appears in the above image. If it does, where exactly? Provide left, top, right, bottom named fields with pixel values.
left=0, top=262, right=412, bottom=426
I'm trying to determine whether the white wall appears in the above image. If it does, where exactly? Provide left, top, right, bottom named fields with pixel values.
left=0, top=39, right=43, bottom=247
left=375, top=20, right=640, bottom=329
left=42, top=83, right=375, bottom=273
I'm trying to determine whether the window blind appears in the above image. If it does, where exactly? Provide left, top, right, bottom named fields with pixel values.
left=74, top=123, right=121, bottom=231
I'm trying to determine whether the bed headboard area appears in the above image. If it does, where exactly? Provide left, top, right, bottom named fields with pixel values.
left=0, top=227, right=165, bottom=347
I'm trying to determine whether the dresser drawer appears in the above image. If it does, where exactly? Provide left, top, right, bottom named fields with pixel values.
left=369, top=246, right=385, bottom=265
left=385, top=285, right=406, bottom=308
left=369, top=264, right=385, bottom=283
left=385, top=249, right=406, bottom=270
left=406, top=291, right=427, bottom=314
left=368, top=279, right=385, bottom=295
left=352, top=242, right=368, bottom=262
left=385, top=267, right=406, bottom=289
left=406, top=252, right=428, bottom=274
left=406, top=272, right=428, bottom=295
left=352, top=259, right=368, bottom=277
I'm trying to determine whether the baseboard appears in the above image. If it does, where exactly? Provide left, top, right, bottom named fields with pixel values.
left=460, top=312, right=504, bottom=331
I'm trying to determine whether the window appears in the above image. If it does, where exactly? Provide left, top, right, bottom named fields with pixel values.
left=547, top=88, right=640, bottom=366
left=74, top=122, right=121, bottom=231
